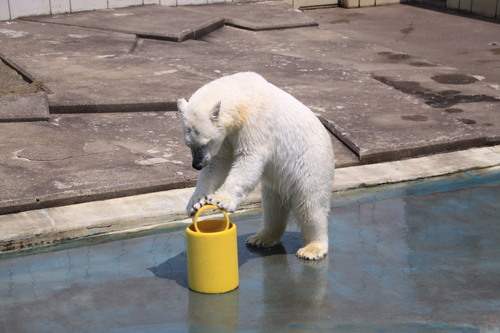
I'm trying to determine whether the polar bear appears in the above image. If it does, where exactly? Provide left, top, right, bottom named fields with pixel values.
left=178, top=72, right=335, bottom=260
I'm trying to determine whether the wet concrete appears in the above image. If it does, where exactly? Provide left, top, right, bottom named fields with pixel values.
left=372, top=75, right=500, bottom=109
left=431, top=74, right=479, bottom=85
left=1, top=170, right=499, bottom=332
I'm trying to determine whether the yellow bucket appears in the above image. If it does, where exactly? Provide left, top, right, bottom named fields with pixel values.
left=186, top=205, right=239, bottom=294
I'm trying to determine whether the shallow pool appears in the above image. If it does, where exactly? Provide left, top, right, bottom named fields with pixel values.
left=1, top=168, right=499, bottom=332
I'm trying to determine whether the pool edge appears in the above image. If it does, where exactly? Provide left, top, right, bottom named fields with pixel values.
left=1, top=145, right=499, bottom=254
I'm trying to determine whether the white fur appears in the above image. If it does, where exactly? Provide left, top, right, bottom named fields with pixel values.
left=178, top=72, right=335, bottom=260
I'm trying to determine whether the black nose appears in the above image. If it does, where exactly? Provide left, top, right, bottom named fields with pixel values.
left=191, top=147, right=207, bottom=170
left=192, top=162, right=203, bottom=171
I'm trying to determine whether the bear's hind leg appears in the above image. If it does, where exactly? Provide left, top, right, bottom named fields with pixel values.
left=246, top=186, right=289, bottom=248
left=294, top=199, right=330, bottom=260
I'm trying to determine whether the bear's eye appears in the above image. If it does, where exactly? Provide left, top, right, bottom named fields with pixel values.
left=186, top=128, right=199, bottom=135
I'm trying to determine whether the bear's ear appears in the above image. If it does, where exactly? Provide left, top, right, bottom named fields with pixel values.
left=210, top=100, right=222, bottom=121
left=177, top=98, right=188, bottom=116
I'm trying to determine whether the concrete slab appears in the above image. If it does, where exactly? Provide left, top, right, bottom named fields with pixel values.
left=330, top=133, right=360, bottom=168
left=198, top=24, right=500, bottom=163
left=43, top=57, right=203, bottom=113
left=0, top=19, right=359, bottom=212
left=199, top=24, right=386, bottom=65
left=443, top=102, right=500, bottom=143
left=0, top=92, right=49, bottom=122
left=318, top=78, right=486, bottom=163
left=23, top=5, right=225, bottom=42
left=0, top=55, right=41, bottom=98
left=0, top=20, right=206, bottom=112
left=185, top=1, right=318, bottom=30
left=22, top=1, right=318, bottom=40
left=0, top=55, right=49, bottom=121
left=370, top=66, right=500, bottom=144
left=0, top=2, right=499, bottom=215
left=0, top=20, right=134, bottom=56
left=0, top=112, right=198, bottom=214
left=135, top=35, right=355, bottom=92
left=0, top=112, right=358, bottom=215
left=257, top=10, right=500, bottom=148
left=304, top=5, right=500, bottom=84
left=195, top=26, right=488, bottom=163
left=2, top=18, right=484, bottom=163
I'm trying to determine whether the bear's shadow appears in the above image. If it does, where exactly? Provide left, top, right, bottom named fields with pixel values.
left=148, top=232, right=303, bottom=289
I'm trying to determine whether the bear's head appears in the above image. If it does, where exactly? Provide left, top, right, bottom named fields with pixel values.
left=177, top=98, right=226, bottom=171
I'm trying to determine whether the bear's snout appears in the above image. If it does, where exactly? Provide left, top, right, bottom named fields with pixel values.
left=192, top=162, right=203, bottom=171
left=191, top=146, right=208, bottom=170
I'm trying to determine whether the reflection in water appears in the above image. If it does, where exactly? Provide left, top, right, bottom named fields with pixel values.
left=0, top=178, right=498, bottom=332
left=328, top=198, right=421, bottom=324
left=406, top=185, right=500, bottom=326
left=188, top=288, right=240, bottom=332
left=262, top=253, right=330, bottom=328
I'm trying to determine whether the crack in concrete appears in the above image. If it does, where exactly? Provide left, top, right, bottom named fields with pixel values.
left=13, top=148, right=110, bottom=162
left=128, top=36, right=139, bottom=54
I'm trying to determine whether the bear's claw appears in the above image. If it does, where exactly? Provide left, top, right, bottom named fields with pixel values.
left=203, top=194, right=236, bottom=212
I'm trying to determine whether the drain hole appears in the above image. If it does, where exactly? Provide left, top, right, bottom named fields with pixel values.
left=409, top=61, right=437, bottom=67
left=401, top=115, right=428, bottom=121
left=459, top=118, right=477, bottom=125
left=445, top=108, right=463, bottom=113
left=389, top=53, right=411, bottom=60
left=431, top=74, right=478, bottom=84
left=441, top=90, right=461, bottom=95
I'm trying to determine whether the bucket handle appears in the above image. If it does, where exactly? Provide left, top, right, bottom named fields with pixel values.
left=192, top=205, right=230, bottom=233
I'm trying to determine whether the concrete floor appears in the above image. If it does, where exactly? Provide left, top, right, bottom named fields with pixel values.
left=306, top=4, right=500, bottom=84
left=1, top=3, right=499, bottom=214
left=1, top=168, right=499, bottom=332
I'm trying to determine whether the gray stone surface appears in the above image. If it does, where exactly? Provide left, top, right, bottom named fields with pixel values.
left=23, top=2, right=318, bottom=40
left=194, top=26, right=493, bottom=163
left=24, top=5, right=225, bottom=42
left=0, top=112, right=197, bottom=214
left=305, top=5, right=500, bottom=84
left=199, top=25, right=499, bottom=162
left=0, top=21, right=203, bottom=112
left=0, top=55, right=41, bottom=98
left=0, top=110, right=356, bottom=214
left=448, top=102, right=500, bottom=143
left=185, top=1, right=318, bottom=30
left=314, top=68, right=489, bottom=162
left=0, top=92, right=49, bottom=122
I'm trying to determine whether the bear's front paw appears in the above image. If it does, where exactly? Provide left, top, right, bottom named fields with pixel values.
left=187, top=196, right=208, bottom=217
left=296, top=242, right=328, bottom=260
left=204, top=194, right=238, bottom=213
